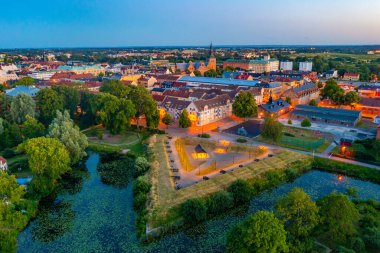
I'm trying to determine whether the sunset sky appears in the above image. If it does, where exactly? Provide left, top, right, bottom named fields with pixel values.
left=1, top=0, right=380, bottom=48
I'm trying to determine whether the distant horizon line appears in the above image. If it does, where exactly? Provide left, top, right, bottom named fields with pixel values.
left=1, top=44, right=380, bottom=51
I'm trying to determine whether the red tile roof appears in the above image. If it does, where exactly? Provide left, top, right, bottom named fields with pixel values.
left=0, top=156, right=6, bottom=164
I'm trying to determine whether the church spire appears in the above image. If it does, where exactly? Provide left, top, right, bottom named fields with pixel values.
left=209, top=42, right=215, bottom=58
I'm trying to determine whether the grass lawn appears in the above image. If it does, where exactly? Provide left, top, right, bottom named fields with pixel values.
left=6, top=154, right=33, bottom=178
left=147, top=135, right=312, bottom=229
left=256, top=126, right=333, bottom=153
left=86, top=127, right=150, bottom=155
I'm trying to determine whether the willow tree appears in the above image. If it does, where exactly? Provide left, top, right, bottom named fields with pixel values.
left=48, top=110, right=88, bottom=164
left=10, top=93, right=36, bottom=124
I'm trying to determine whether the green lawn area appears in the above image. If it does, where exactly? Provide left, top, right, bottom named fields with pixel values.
left=289, top=52, right=380, bottom=61
left=256, top=126, right=333, bottom=153
left=147, top=135, right=312, bottom=229
left=85, top=127, right=150, bottom=155
left=6, top=154, right=32, bottom=178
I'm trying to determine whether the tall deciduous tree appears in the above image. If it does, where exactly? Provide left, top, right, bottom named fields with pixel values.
left=126, top=85, right=157, bottom=129
left=99, top=79, right=128, bottom=98
left=261, top=115, right=284, bottom=142
left=36, top=88, right=64, bottom=126
left=232, top=92, right=258, bottom=119
left=22, top=115, right=45, bottom=140
left=98, top=93, right=136, bottom=134
left=178, top=109, right=191, bottom=128
left=47, top=110, right=88, bottom=164
left=317, top=193, right=360, bottom=244
left=52, top=85, right=81, bottom=118
left=320, top=79, right=345, bottom=105
left=275, top=188, right=319, bottom=239
left=227, top=211, right=288, bottom=253
left=18, top=137, right=71, bottom=196
left=344, top=91, right=361, bottom=108
left=162, top=113, right=173, bottom=126
left=10, top=93, right=35, bottom=124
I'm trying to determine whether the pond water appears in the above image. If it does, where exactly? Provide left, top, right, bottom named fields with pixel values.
left=17, top=153, right=380, bottom=253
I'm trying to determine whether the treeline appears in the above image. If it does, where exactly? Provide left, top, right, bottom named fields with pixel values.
left=226, top=189, right=380, bottom=253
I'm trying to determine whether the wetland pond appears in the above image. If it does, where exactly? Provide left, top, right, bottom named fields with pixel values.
left=17, top=153, right=380, bottom=253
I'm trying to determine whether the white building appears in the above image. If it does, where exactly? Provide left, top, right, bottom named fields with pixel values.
left=299, top=62, right=313, bottom=72
left=0, top=70, right=19, bottom=83
left=28, top=71, right=56, bottom=80
left=280, top=61, right=293, bottom=71
left=0, top=156, right=8, bottom=171
left=0, top=64, right=18, bottom=72
left=325, top=70, right=338, bottom=79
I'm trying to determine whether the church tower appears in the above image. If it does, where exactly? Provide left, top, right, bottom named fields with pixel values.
left=207, top=42, right=217, bottom=71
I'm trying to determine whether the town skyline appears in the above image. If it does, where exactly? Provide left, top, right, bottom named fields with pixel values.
left=1, top=0, right=380, bottom=48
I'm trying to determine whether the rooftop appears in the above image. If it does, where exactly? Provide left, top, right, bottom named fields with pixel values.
left=179, top=76, right=260, bottom=87
left=5, top=85, right=41, bottom=97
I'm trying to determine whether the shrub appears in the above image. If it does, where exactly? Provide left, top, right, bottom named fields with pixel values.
left=287, top=119, right=292, bottom=124
left=134, top=157, right=150, bottom=177
left=284, top=132, right=295, bottom=137
left=309, top=99, right=318, bottom=106
left=133, top=193, right=148, bottom=211
left=236, top=138, right=247, bottom=143
left=228, top=180, right=252, bottom=205
left=133, top=177, right=151, bottom=195
left=207, top=191, right=234, bottom=215
left=301, top=118, right=312, bottom=127
left=181, top=198, right=208, bottom=224
left=198, top=133, right=210, bottom=138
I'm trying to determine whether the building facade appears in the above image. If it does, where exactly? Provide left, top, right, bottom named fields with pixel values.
left=299, top=62, right=313, bottom=72
left=280, top=61, right=293, bottom=71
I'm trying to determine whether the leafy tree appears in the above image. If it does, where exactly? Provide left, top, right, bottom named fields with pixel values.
left=301, top=118, right=311, bottom=127
left=126, top=85, right=157, bottom=130
left=320, top=79, right=345, bottom=105
left=317, top=193, right=360, bottom=244
left=193, top=70, right=202, bottom=76
left=180, top=198, right=207, bottom=224
left=162, top=113, right=173, bottom=126
left=18, top=137, right=71, bottom=197
left=204, top=69, right=217, bottom=77
left=10, top=93, right=36, bottom=124
left=97, top=93, right=136, bottom=134
left=227, top=211, right=288, bottom=253
left=22, top=115, right=45, bottom=139
left=178, top=109, right=191, bottom=128
left=0, top=172, right=35, bottom=253
left=99, top=79, right=128, bottom=98
left=146, top=109, right=160, bottom=129
left=261, top=115, right=284, bottom=142
left=79, top=91, right=100, bottom=127
left=13, top=76, right=36, bottom=86
left=275, top=188, right=319, bottom=239
left=232, top=92, right=258, bottom=119
left=225, top=66, right=235, bottom=72
left=287, top=119, right=292, bottom=124
left=207, top=191, right=234, bottom=215
left=36, top=88, right=64, bottom=126
left=52, top=85, right=81, bottom=118
left=134, top=156, right=150, bottom=177
left=228, top=179, right=251, bottom=205
left=47, top=110, right=88, bottom=164
left=309, top=99, right=317, bottom=106
left=344, top=91, right=361, bottom=108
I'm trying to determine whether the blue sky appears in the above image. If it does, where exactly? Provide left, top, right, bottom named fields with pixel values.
left=1, top=0, right=379, bottom=48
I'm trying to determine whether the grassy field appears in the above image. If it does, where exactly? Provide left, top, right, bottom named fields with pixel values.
left=147, top=135, right=312, bottom=229
left=289, top=52, right=380, bottom=61
left=256, top=126, right=333, bottom=153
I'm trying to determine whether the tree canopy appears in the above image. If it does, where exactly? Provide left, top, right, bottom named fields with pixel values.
left=97, top=93, right=136, bottom=134
left=36, top=88, right=64, bottom=125
left=13, top=76, right=36, bottom=86
left=18, top=137, right=71, bottom=196
left=178, top=109, right=191, bottom=128
left=52, top=85, right=81, bottom=118
left=99, top=79, right=128, bottom=98
left=10, top=93, right=36, bottom=124
left=232, top=92, right=258, bottom=119
left=47, top=110, right=88, bottom=164
left=227, top=211, right=288, bottom=253
left=320, top=79, right=345, bottom=105
left=275, top=188, right=319, bottom=239
left=317, top=193, right=360, bottom=244
left=261, top=115, right=284, bottom=142
left=22, top=115, right=45, bottom=140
